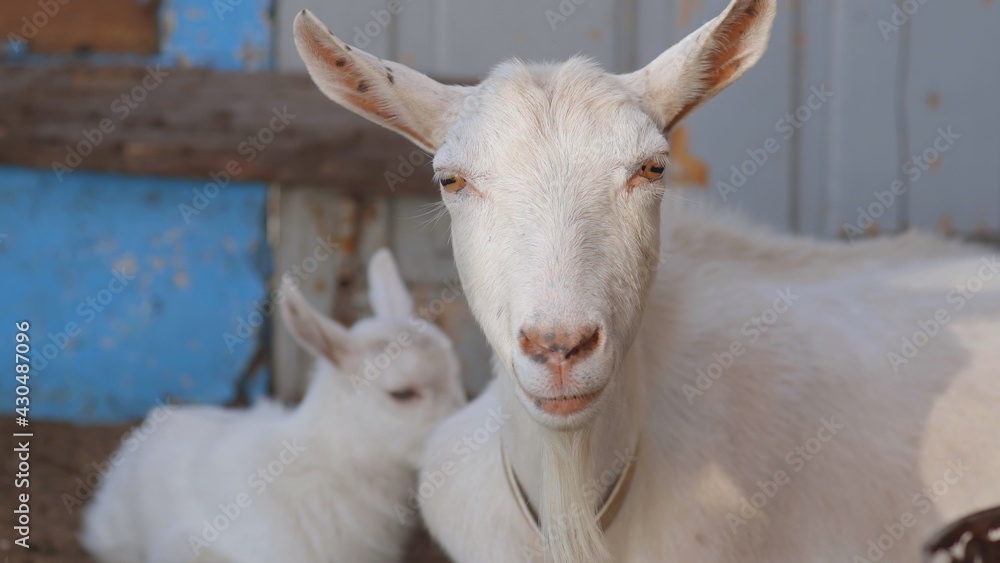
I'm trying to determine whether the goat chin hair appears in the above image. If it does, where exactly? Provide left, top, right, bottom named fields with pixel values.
left=538, top=426, right=613, bottom=563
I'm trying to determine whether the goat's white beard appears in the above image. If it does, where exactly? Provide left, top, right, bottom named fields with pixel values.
left=538, top=427, right=612, bottom=563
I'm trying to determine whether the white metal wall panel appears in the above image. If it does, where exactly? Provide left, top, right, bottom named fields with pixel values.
left=634, top=0, right=674, bottom=65
left=825, top=1, right=908, bottom=238
left=395, top=0, right=622, bottom=76
left=794, top=0, right=834, bottom=237
left=904, top=0, right=1000, bottom=235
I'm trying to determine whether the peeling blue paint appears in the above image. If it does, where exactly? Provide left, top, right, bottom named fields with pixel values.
left=0, top=0, right=275, bottom=422
left=0, top=167, right=270, bottom=422
left=160, top=0, right=273, bottom=71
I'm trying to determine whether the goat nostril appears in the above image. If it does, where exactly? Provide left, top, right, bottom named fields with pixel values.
left=565, top=327, right=600, bottom=359
left=520, top=325, right=601, bottom=364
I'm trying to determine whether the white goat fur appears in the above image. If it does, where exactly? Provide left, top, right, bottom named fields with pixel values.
left=293, top=2, right=1000, bottom=561
left=81, top=249, right=466, bottom=563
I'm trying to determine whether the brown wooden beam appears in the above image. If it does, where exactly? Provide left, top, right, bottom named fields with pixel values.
left=0, top=0, right=160, bottom=55
left=0, top=64, right=437, bottom=195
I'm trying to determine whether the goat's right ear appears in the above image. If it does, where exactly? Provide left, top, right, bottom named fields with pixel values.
left=293, top=10, right=470, bottom=154
left=279, top=276, right=353, bottom=366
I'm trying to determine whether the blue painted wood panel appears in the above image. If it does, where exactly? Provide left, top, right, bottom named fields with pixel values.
left=1, top=0, right=275, bottom=421
left=0, top=167, right=269, bottom=422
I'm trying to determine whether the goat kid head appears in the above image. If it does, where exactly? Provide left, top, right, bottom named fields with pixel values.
left=280, top=249, right=466, bottom=466
left=295, top=0, right=776, bottom=430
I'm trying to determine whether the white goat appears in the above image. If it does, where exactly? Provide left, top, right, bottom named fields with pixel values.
left=293, top=1, right=1000, bottom=561
left=81, top=249, right=466, bottom=563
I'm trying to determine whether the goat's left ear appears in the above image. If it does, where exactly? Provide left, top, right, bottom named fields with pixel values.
left=279, top=276, right=354, bottom=366
left=367, top=249, right=413, bottom=319
left=293, top=10, right=471, bottom=154
left=622, top=0, right=776, bottom=134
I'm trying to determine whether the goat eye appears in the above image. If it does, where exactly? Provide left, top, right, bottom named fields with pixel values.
left=389, top=388, right=419, bottom=401
left=627, top=158, right=667, bottom=190
left=638, top=159, right=666, bottom=181
left=439, top=174, right=467, bottom=193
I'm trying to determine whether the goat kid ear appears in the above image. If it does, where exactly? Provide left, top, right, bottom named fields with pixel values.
left=279, top=276, right=353, bottom=367
left=293, top=10, right=471, bottom=154
left=367, top=248, right=413, bottom=319
left=622, top=0, right=776, bottom=134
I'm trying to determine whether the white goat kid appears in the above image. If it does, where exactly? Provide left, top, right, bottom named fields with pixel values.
left=81, top=249, right=466, bottom=563
left=294, top=4, right=1000, bottom=562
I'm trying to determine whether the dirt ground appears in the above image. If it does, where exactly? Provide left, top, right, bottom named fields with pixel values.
left=0, top=417, right=450, bottom=563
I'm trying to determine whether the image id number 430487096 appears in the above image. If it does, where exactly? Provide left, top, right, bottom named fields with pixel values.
left=13, top=320, right=33, bottom=549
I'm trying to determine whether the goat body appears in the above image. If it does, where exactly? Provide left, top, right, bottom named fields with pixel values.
left=421, top=211, right=1000, bottom=562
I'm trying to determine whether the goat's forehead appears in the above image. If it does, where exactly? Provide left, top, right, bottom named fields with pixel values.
left=483, top=58, right=632, bottom=108
left=444, top=58, right=657, bottom=161
left=361, top=336, right=453, bottom=389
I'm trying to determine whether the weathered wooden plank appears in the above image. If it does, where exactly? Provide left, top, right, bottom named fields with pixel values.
left=0, top=0, right=160, bottom=55
left=0, top=64, right=439, bottom=195
left=271, top=187, right=356, bottom=403
left=2, top=0, right=271, bottom=70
